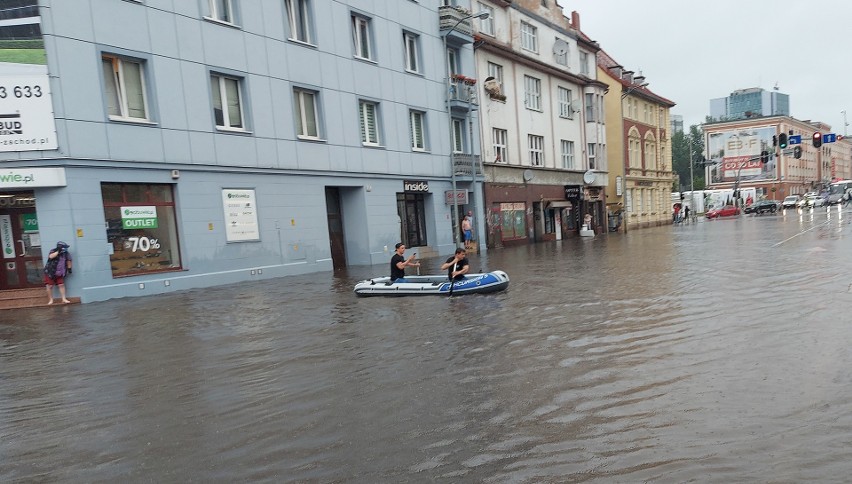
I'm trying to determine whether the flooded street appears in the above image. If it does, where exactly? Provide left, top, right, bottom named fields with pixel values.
left=2, top=207, right=852, bottom=482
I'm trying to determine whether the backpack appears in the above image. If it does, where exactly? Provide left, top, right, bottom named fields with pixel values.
left=44, top=256, right=60, bottom=277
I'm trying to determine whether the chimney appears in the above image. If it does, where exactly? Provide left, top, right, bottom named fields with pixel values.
left=571, top=11, right=580, bottom=30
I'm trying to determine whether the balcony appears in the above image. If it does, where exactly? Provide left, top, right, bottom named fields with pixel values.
left=453, top=153, right=482, bottom=180
left=448, top=77, right=478, bottom=113
left=440, top=5, right=475, bottom=45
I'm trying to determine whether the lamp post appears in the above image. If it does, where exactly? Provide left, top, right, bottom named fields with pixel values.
left=444, top=9, right=490, bottom=249
left=619, top=81, right=648, bottom=231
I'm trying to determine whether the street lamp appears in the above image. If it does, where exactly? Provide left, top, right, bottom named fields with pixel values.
left=444, top=9, right=490, bottom=248
left=620, top=82, right=648, bottom=233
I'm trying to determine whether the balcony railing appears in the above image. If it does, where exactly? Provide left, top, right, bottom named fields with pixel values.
left=453, top=153, right=482, bottom=178
left=439, top=6, right=475, bottom=37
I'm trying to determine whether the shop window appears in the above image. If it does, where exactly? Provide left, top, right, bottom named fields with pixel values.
left=397, top=193, right=427, bottom=247
left=101, top=183, right=182, bottom=277
left=500, top=202, right=526, bottom=239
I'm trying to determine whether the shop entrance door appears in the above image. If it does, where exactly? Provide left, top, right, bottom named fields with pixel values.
left=0, top=192, right=43, bottom=290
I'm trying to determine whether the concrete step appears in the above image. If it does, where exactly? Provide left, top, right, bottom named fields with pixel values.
left=0, top=288, right=80, bottom=310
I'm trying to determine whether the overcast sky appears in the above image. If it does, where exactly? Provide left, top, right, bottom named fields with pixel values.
left=566, top=0, right=852, bottom=134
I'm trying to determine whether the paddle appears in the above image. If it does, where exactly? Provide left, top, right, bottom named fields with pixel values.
left=448, top=261, right=457, bottom=297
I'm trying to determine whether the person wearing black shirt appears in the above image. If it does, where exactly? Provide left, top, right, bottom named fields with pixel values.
left=440, top=248, right=470, bottom=281
left=390, top=242, right=419, bottom=282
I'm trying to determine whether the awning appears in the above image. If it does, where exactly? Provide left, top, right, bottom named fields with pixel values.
left=547, top=200, right=573, bottom=209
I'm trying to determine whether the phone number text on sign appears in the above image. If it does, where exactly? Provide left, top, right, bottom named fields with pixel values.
left=0, top=74, right=58, bottom=152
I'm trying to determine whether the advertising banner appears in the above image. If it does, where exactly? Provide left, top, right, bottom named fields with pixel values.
left=0, top=214, right=13, bottom=259
left=0, top=1, right=58, bottom=152
left=707, top=126, right=776, bottom=183
left=222, top=189, right=260, bottom=242
left=121, top=206, right=158, bottom=229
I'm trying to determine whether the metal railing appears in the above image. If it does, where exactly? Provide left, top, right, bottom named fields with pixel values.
left=439, top=6, right=475, bottom=36
left=452, top=153, right=482, bottom=177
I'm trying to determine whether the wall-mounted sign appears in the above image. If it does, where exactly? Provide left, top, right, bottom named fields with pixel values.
left=616, top=176, right=623, bottom=196
left=0, top=215, right=14, bottom=259
left=0, top=167, right=65, bottom=188
left=564, top=185, right=581, bottom=200
left=121, top=206, right=158, bottom=229
left=444, top=190, right=468, bottom=205
left=222, top=189, right=260, bottom=242
left=403, top=180, right=429, bottom=192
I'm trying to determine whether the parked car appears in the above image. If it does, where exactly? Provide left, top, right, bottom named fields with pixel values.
left=782, top=195, right=800, bottom=209
left=706, top=205, right=741, bottom=219
left=744, top=200, right=779, bottom=214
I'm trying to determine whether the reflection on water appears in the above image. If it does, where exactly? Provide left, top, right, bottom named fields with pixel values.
left=2, top=212, right=852, bottom=482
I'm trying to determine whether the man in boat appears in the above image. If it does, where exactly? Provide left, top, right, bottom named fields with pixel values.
left=390, top=242, right=420, bottom=282
left=440, top=248, right=470, bottom=281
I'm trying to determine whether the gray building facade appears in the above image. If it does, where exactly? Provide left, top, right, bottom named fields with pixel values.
left=0, top=0, right=482, bottom=303
left=709, top=87, right=790, bottom=121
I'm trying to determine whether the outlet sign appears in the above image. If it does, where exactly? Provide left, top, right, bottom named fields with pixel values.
left=121, top=206, right=158, bottom=229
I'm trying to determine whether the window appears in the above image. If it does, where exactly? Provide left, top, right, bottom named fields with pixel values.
left=529, top=134, right=544, bottom=166
left=645, top=138, right=657, bottom=170
left=285, top=0, right=312, bottom=44
left=403, top=32, right=420, bottom=73
left=493, top=128, right=507, bottom=163
left=524, top=75, right=541, bottom=111
left=210, top=73, right=245, bottom=130
left=101, top=183, right=182, bottom=277
left=557, top=87, right=573, bottom=119
left=358, top=100, right=380, bottom=145
left=397, top=193, right=427, bottom=247
left=561, top=140, right=574, bottom=169
left=293, top=88, right=320, bottom=139
left=478, top=3, right=494, bottom=36
left=520, top=22, right=537, bottom=52
left=500, top=202, right=526, bottom=240
left=585, top=92, right=595, bottom=122
left=587, top=143, right=596, bottom=170
left=580, top=51, right=589, bottom=75
left=207, top=0, right=233, bottom=23
left=452, top=118, right=464, bottom=153
left=446, top=47, right=459, bottom=76
left=487, top=62, right=503, bottom=84
left=352, top=15, right=372, bottom=60
left=409, top=110, right=426, bottom=151
left=628, top=133, right=641, bottom=168
left=102, top=54, right=149, bottom=121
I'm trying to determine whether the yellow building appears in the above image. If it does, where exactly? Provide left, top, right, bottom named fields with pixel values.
left=597, top=50, right=676, bottom=231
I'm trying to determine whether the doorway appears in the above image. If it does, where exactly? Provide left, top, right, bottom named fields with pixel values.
left=0, top=192, right=43, bottom=290
left=325, top=187, right=347, bottom=270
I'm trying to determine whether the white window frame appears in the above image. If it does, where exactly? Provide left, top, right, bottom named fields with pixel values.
left=452, top=118, right=464, bottom=153
left=585, top=92, right=596, bottom=122
left=520, top=22, right=538, bottom=53
left=524, top=75, right=541, bottom=111
left=478, top=3, right=494, bottom=36
left=358, top=100, right=380, bottom=146
left=294, top=88, right=320, bottom=139
left=557, top=87, right=572, bottom=119
left=561, top=139, right=574, bottom=169
left=211, top=73, right=245, bottom=131
left=493, top=128, right=508, bottom=163
left=410, top=110, right=426, bottom=151
left=285, top=0, right=313, bottom=44
left=580, top=51, right=590, bottom=75
left=529, top=134, right=544, bottom=166
left=352, top=15, right=373, bottom=61
left=102, top=54, right=150, bottom=122
left=487, top=62, right=503, bottom=84
left=207, top=0, right=234, bottom=24
left=403, top=32, right=420, bottom=73
left=587, top=143, right=596, bottom=170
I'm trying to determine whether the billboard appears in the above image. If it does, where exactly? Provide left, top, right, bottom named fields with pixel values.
left=0, top=1, right=58, bottom=152
left=707, top=126, right=776, bottom=183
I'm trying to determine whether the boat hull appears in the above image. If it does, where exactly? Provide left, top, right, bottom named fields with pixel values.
left=353, top=271, right=510, bottom=297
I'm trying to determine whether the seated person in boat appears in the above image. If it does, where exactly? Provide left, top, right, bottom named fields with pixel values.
left=390, top=242, right=420, bottom=282
left=440, top=248, right=470, bottom=281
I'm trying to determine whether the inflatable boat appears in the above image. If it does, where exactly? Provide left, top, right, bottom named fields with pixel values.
left=354, top=270, right=510, bottom=297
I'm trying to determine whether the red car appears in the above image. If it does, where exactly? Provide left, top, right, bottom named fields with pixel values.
left=705, top=205, right=741, bottom=219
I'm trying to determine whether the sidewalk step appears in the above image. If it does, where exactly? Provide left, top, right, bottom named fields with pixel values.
left=0, top=288, right=80, bottom=310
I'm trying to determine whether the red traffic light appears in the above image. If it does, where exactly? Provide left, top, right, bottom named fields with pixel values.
left=813, top=132, right=823, bottom=148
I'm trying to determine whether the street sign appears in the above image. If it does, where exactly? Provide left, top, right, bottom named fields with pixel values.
left=788, top=135, right=802, bottom=145
left=823, top=133, right=837, bottom=143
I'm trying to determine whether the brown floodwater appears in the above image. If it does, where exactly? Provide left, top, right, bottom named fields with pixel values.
left=1, top=207, right=851, bottom=482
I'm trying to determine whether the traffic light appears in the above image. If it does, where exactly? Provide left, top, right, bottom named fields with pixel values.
left=772, top=135, right=777, bottom=147
left=813, top=132, right=823, bottom=148
left=778, top=133, right=788, bottom=149
left=760, top=150, right=769, bottom=163
left=794, top=146, right=802, bottom=159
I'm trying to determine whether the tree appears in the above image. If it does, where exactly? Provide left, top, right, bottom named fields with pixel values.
left=671, top=124, right=705, bottom=191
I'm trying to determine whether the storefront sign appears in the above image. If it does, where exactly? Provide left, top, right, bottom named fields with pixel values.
left=222, top=189, right=260, bottom=242
left=403, top=180, right=429, bottom=192
left=0, top=215, right=13, bottom=259
left=0, top=75, right=58, bottom=152
left=616, top=176, right=623, bottom=196
left=444, top=190, right=468, bottom=205
left=564, top=185, right=581, bottom=200
left=22, top=213, right=38, bottom=232
left=0, top=167, right=65, bottom=188
left=585, top=187, right=602, bottom=202
left=121, top=206, right=159, bottom=229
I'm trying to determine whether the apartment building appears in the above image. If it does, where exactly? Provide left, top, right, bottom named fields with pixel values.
left=0, top=0, right=478, bottom=303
